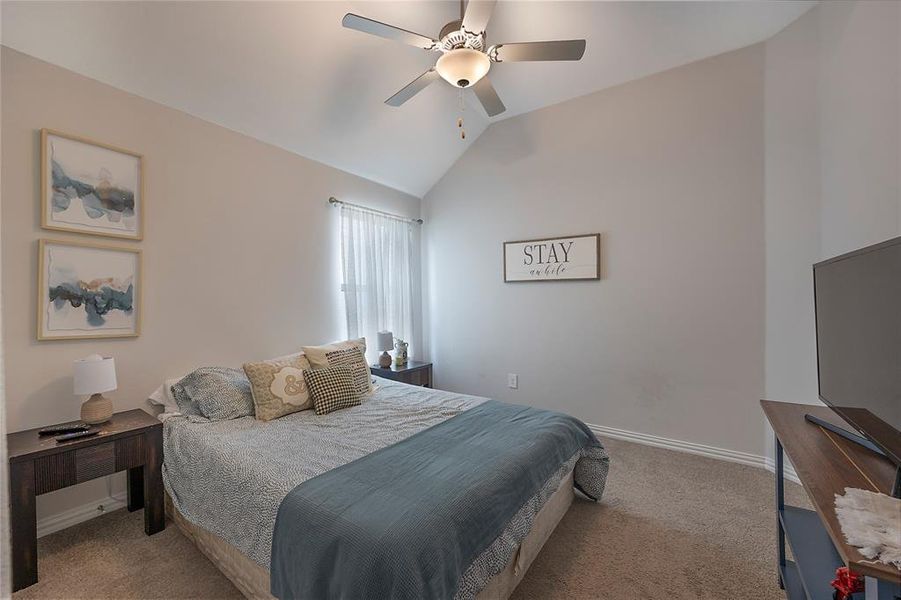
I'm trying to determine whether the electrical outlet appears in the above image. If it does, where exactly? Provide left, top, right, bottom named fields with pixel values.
left=507, top=373, right=518, bottom=389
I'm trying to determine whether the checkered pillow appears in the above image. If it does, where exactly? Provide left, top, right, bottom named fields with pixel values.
left=304, top=365, right=362, bottom=415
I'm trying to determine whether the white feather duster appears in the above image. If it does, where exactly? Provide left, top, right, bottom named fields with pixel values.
left=834, top=487, right=901, bottom=569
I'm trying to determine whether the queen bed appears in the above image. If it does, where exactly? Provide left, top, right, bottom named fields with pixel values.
left=159, top=376, right=609, bottom=599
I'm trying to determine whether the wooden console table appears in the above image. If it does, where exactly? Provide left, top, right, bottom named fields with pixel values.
left=7, top=409, right=165, bottom=591
left=761, top=400, right=900, bottom=600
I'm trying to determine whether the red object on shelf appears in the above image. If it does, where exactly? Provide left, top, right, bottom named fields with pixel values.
left=831, top=567, right=864, bottom=600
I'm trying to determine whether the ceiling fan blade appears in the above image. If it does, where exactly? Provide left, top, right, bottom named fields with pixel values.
left=490, top=40, right=586, bottom=62
left=461, top=0, right=496, bottom=36
left=472, top=77, right=506, bottom=117
left=342, top=13, right=438, bottom=50
left=385, top=69, right=440, bottom=107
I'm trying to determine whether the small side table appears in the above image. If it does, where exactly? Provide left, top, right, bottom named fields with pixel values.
left=760, top=400, right=900, bottom=599
left=7, top=409, right=165, bottom=591
left=371, top=360, right=433, bottom=388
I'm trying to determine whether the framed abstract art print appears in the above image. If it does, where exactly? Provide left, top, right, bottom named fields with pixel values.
left=41, top=129, right=144, bottom=240
left=37, top=239, right=142, bottom=340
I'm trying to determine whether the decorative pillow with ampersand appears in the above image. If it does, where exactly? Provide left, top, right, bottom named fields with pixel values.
left=243, top=352, right=313, bottom=421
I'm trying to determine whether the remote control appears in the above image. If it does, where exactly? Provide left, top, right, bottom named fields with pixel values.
left=55, top=429, right=100, bottom=442
left=39, top=423, right=91, bottom=436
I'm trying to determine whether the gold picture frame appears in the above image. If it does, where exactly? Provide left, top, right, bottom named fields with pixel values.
left=37, top=239, right=142, bottom=341
left=41, top=128, right=144, bottom=240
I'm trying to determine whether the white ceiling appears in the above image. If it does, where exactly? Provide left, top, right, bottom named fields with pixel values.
left=1, top=1, right=814, bottom=197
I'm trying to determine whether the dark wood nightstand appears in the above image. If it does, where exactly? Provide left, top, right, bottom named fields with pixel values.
left=371, top=360, right=433, bottom=388
left=7, top=409, right=165, bottom=591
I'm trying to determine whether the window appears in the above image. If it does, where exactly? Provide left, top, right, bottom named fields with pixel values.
left=339, top=204, right=414, bottom=360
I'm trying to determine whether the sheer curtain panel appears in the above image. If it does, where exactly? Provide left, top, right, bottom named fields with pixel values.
left=339, top=204, right=415, bottom=361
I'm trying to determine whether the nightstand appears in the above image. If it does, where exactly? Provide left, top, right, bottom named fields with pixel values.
left=7, top=409, right=165, bottom=591
left=371, top=360, right=433, bottom=388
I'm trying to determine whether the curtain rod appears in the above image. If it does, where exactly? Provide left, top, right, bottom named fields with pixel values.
left=328, top=197, right=423, bottom=224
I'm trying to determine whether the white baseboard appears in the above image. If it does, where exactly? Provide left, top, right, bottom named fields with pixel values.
left=763, top=457, right=800, bottom=485
left=37, top=492, right=127, bottom=538
left=588, top=422, right=800, bottom=484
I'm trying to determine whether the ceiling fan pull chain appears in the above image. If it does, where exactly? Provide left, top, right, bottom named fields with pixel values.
left=458, top=88, right=466, bottom=140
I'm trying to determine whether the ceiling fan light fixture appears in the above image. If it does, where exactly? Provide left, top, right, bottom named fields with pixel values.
left=436, top=48, right=490, bottom=88
left=344, top=4, right=586, bottom=123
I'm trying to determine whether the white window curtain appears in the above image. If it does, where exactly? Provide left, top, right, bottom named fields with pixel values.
left=339, top=204, right=415, bottom=361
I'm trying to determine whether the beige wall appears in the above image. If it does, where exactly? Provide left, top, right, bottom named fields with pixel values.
left=763, top=5, right=821, bottom=408
left=763, top=0, right=900, bottom=405
left=762, top=0, right=899, bottom=460
left=1, top=47, right=420, bottom=521
left=816, top=0, right=900, bottom=259
left=423, top=0, right=899, bottom=462
left=423, top=45, right=766, bottom=455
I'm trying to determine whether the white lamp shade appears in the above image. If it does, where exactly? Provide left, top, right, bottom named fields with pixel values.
left=377, top=331, right=395, bottom=352
left=74, top=354, right=117, bottom=396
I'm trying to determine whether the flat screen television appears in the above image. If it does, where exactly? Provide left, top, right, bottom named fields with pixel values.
left=814, top=236, right=901, bottom=468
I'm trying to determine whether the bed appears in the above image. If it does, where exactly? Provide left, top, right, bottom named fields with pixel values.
left=160, top=377, right=609, bottom=599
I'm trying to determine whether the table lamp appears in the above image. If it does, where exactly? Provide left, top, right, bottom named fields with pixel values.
left=377, top=331, right=394, bottom=368
left=74, top=354, right=117, bottom=424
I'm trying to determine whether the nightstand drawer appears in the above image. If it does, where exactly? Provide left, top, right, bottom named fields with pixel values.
left=34, top=451, right=76, bottom=494
left=75, top=442, right=116, bottom=483
left=115, top=434, right=145, bottom=470
left=406, top=369, right=430, bottom=387
left=32, top=436, right=143, bottom=493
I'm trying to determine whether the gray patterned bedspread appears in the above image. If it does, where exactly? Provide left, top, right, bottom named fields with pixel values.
left=162, top=379, right=609, bottom=599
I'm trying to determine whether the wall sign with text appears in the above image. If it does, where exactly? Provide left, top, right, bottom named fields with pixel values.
left=503, top=234, right=600, bottom=282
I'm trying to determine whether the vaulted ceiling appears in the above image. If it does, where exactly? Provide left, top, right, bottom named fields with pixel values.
left=1, top=1, right=814, bottom=197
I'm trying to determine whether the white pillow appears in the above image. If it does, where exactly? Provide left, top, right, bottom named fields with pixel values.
left=147, top=378, right=182, bottom=413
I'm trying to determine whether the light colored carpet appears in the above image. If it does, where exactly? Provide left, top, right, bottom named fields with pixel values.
left=14, top=438, right=809, bottom=599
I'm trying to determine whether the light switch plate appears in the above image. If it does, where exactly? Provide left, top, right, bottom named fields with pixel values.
left=507, top=373, right=518, bottom=389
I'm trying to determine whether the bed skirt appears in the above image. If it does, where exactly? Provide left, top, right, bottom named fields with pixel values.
left=166, top=469, right=574, bottom=600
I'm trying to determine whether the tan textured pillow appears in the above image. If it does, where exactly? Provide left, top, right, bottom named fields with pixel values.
left=243, top=352, right=312, bottom=421
left=302, top=338, right=373, bottom=397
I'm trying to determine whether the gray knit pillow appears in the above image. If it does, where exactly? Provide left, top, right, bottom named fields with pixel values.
left=171, top=367, right=255, bottom=421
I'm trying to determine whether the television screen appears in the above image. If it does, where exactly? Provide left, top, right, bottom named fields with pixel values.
left=814, top=236, right=901, bottom=464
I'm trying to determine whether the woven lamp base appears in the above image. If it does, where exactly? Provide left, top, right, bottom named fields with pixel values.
left=81, top=393, right=113, bottom=425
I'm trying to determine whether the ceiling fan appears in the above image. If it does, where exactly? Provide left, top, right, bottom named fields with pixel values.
left=342, top=0, right=586, bottom=118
